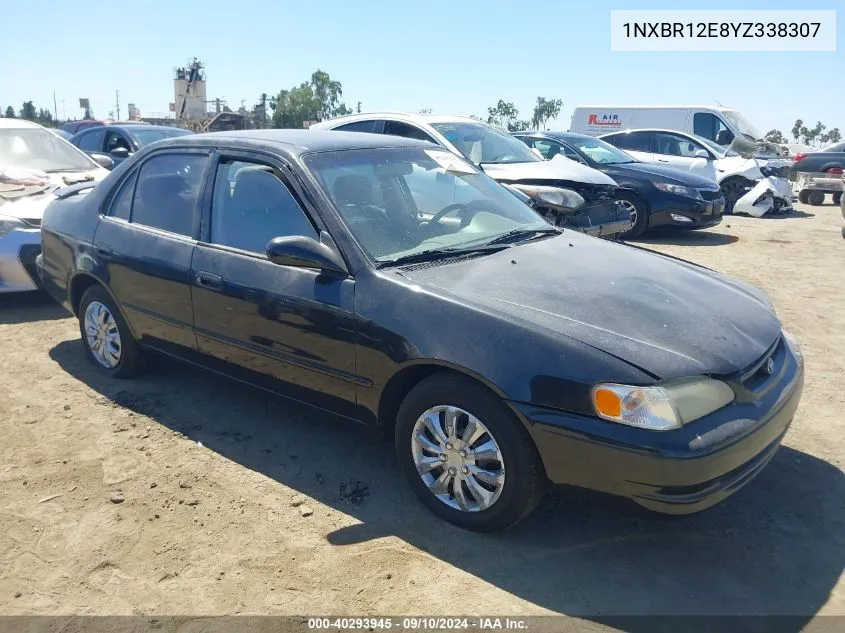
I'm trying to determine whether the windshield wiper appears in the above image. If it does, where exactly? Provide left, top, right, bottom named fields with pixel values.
left=377, top=244, right=510, bottom=268
left=484, top=227, right=562, bottom=246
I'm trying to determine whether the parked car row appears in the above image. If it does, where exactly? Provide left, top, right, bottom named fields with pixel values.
left=26, top=126, right=805, bottom=532
left=789, top=141, right=845, bottom=206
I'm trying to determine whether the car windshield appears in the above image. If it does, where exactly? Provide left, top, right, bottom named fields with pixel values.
left=431, top=122, right=540, bottom=165
left=129, top=127, right=192, bottom=147
left=722, top=110, right=762, bottom=141
left=305, top=146, right=552, bottom=264
left=567, top=136, right=635, bottom=164
left=0, top=127, right=96, bottom=172
left=695, top=134, right=739, bottom=157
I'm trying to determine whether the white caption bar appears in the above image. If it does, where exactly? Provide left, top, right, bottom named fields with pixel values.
left=611, top=10, right=836, bottom=52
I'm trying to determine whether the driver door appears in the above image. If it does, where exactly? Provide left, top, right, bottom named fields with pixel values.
left=191, top=152, right=359, bottom=418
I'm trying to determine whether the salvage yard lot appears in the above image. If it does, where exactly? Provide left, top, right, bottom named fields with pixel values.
left=1, top=203, right=843, bottom=624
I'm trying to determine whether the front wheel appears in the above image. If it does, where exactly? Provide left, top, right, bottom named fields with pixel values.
left=78, top=285, right=143, bottom=378
left=720, top=177, right=754, bottom=214
left=616, top=192, right=648, bottom=239
left=395, top=373, right=545, bottom=532
left=798, top=189, right=810, bottom=204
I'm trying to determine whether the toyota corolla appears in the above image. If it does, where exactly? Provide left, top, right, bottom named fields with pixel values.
left=37, top=130, right=804, bottom=531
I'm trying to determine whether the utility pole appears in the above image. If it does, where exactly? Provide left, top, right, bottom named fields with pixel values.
left=53, top=91, right=58, bottom=123
left=115, top=90, right=120, bottom=121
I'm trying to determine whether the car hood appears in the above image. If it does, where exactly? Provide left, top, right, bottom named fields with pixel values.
left=480, top=159, right=617, bottom=186
left=0, top=168, right=106, bottom=221
left=600, top=161, right=719, bottom=187
left=398, top=233, right=781, bottom=378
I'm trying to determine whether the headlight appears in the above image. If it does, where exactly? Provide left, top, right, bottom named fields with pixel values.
left=591, top=378, right=735, bottom=431
left=653, top=182, right=701, bottom=199
left=783, top=329, right=802, bottom=362
left=0, top=214, right=26, bottom=237
left=509, top=185, right=585, bottom=209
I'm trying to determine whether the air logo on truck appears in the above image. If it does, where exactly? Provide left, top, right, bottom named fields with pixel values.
left=587, top=114, right=622, bottom=127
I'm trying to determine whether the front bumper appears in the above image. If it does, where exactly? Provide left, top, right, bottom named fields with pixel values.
left=512, top=341, right=804, bottom=514
left=647, top=193, right=725, bottom=230
left=0, top=228, right=41, bottom=293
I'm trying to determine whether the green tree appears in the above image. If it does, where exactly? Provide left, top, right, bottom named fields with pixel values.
left=3, top=106, right=14, bottom=118
left=20, top=101, right=36, bottom=120
left=270, top=70, right=352, bottom=128
left=765, top=129, right=786, bottom=144
left=531, top=97, right=563, bottom=131
left=800, top=125, right=811, bottom=145
left=810, top=121, right=826, bottom=146
left=791, top=119, right=803, bottom=143
left=487, top=100, right=519, bottom=129
left=37, top=108, right=54, bottom=127
left=828, top=128, right=842, bottom=144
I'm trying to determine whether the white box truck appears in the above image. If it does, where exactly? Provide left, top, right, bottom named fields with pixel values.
left=570, top=105, right=771, bottom=150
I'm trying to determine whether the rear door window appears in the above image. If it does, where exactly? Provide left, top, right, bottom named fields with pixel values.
left=130, top=153, right=209, bottom=237
left=383, top=121, right=437, bottom=143
left=76, top=128, right=105, bottom=152
left=107, top=170, right=138, bottom=221
left=335, top=120, right=381, bottom=133
left=605, top=131, right=651, bottom=152
left=655, top=132, right=707, bottom=157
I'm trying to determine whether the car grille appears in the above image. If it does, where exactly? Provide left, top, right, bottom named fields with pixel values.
left=738, top=337, right=785, bottom=394
left=18, top=243, right=42, bottom=287
left=698, top=189, right=723, bottom=202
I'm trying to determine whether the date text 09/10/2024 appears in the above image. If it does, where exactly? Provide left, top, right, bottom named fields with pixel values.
left=307, top=618, right=529, bottom=630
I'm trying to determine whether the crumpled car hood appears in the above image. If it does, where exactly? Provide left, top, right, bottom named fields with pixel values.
left=481, top=159, right=618, bottom=186
left=400, top=233, right=781, bottom=378
left=0, top=169, right=105, bottom=221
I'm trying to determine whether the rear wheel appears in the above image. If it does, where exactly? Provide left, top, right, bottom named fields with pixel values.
left=78, top=285, right=143, bottom=378
left=798, top=189, right=811, bottom=204
left=807, top=190, right=826, bottom=206
left=616, top=192, right=648, bottom=239
left=395, top=373, right=545, bottom=532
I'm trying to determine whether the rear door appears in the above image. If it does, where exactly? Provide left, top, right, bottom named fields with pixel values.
left=93, top=149, right=212, bottom=351
left=190, top=151, right=359, bottom=417
left=652, top=131, right=715, bottom=179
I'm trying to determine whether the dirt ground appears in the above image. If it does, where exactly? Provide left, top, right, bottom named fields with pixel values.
left=1, top=200, right=843, bottom=628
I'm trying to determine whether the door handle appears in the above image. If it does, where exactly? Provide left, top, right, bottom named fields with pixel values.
left=195, top=271, right=222, bottom=290
left=97, top=246, right=113, bottom=257
left=657, top=159, right=670, bottom=163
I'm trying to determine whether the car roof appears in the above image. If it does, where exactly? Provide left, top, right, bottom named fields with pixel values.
left=0, top=118, right=44, bottom=130
left=312, top=112, right=483, bottom=128
left=152, top=128, right=433, bottom=158
left=76, top=123, right=187, bottom=134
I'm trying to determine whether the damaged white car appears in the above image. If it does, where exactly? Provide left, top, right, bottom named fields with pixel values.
left=0, top=119, right=109, bottom=293
left=599, top=128, right=795, bottom=215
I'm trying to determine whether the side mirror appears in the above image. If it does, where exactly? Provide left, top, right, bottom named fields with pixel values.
left=110, top=147, right=130, bottom=159
left=694, top=149, right=709, bottom=159
left=88, top=152, right=115, bottom=170
left=266, top=235, right=347, bottom=275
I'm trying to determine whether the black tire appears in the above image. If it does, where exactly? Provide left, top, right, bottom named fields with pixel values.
left=832, top=191, right=842, bottom=206
left=78, top=285, right=144, bottom=378
left=807, top=190, right=825, bottom=206
left=394, top=373, right=546, bottom=532
left=798, top=189, right=810, bottom=204
left=720, top=177, right=754, bottom=214
left=616, top=191, right=648, bottom=239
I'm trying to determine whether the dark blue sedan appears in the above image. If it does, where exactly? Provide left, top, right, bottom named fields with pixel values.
left=514, top=131, right=725, bottom=239
left=36, top=130, right=803, bottom=531
left=70, top=123, right=191, bottom=169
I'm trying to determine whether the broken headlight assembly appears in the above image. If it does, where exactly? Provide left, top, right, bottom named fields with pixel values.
left=508, top=184, right=585, bottom=210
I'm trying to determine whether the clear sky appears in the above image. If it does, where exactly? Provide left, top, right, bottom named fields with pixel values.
left=1, top=0, right=841, bottom=136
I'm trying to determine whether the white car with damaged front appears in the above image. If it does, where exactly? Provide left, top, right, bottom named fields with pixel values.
left=0, top=119, right=109, bottom=293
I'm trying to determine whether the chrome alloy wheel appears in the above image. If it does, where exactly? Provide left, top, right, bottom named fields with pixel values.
left=618, top=198, right=638, bottom=225
left=411, top=405, right=505, bottom=512
left=84, top=301, right=122, bottom=369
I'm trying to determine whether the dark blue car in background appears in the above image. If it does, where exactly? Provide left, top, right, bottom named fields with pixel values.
left=514, top=131, right=725, bottom=239
left=70, top=123, right=191, bottom=169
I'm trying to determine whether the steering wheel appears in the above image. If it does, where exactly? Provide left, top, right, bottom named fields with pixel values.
left=427, top=201, right=486, bottom=229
